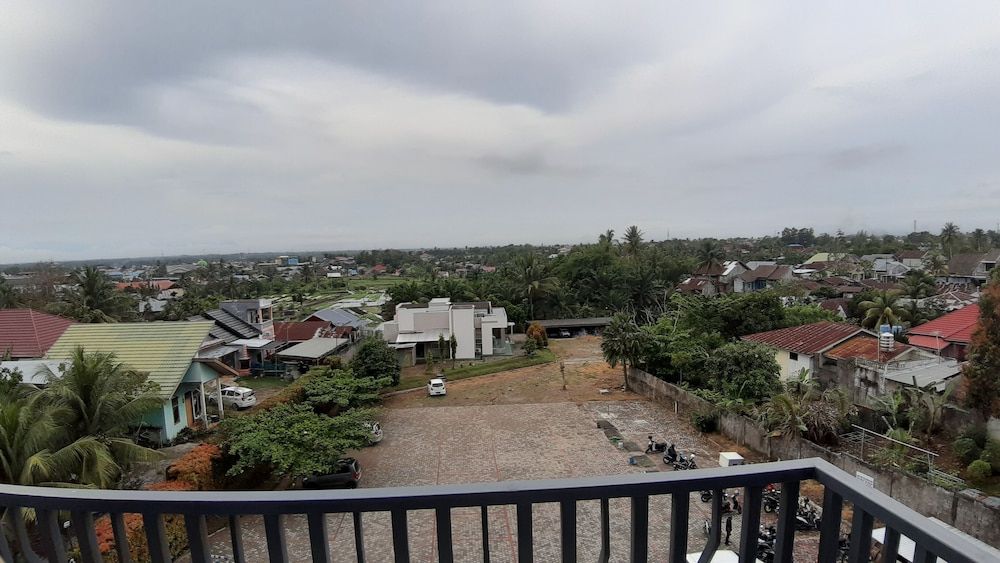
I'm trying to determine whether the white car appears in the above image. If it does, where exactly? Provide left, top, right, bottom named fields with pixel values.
left=213, top=386, right=257, bottom=409
left=427, top=378, right=447, bottom=396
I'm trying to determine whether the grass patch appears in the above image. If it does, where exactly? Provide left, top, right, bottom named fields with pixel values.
left=389, top=349, right=557, bottom=391
left=234, top=376, right=292, bottom=391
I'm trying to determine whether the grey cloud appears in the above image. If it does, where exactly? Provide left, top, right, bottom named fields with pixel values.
left=826, top=144, right=906, bottom=169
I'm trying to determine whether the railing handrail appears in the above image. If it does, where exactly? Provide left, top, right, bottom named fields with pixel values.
left=0, top=459, right=817, bottom=514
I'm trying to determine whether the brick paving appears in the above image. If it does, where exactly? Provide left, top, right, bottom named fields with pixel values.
left=199, top=401, right=822, bottom=562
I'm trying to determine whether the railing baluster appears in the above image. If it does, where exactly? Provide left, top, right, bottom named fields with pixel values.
left=185, top=514, right=210, bottom=563
left=9, top=509, right=42, bottom=563
left=71, top=511, right=102, bottom=563
left=307, top=512, right=330, bottom=563
left=479, top=506, right=490, bottom=563
left=817, top=487, right=843, bottom=563
left=391, top=509, right=410, bottom=563
left=913, top=543, right=937, bottom=563
left=668, top=492, right=689, bottom=563
left=516, top=502, right=533, bottom=563
left=263, top=514, right=288, bottom=563
left=435, top=507, right=454, bottom=563
left=772, top=480, right=799, bottom=563
left=882, top=527, right=901, bottom=563
left=229, top=514, right=246, bottom=563
left=352, top=512, right=367, bottom=563
left=738, top=486, right=762, bottom=563
left=598, top=498, right=610, bottom=563
left=142, top=513, right=170, bottom=563
left=559, top=500, right=576, bottom=563
left=36, top=509, right=67, bottom=563
left=630, top=495, right=649, bottom=563
left=697, top=489, right=722, bottom=563
left=111, top=513, right=132, bottom=563
left=847, top=507, right=873, bottom=563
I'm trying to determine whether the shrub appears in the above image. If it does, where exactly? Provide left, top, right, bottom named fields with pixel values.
left=166, top=443, right=223, bottom=490
left=351, top=337, right=401, bottom=385
left=959, top=424, right=988, bottom=448
left=523, top=337, right=538, bottom=356
left=953, top=437, right=983, bottom=465
left=967, top=459, right=993, bottom=483
left=980, top=439, right=1000, bottom=474
left=93, top=481, right=193, bottom=562
left=691, top=410, right=719, bottom=433
left=526, top=322, right=548, bottom=347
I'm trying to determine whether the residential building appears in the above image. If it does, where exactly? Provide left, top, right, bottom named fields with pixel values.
left=675, top=276, right=718, bottom=296
left=945, top=250, right=1000, bottom=286
left=196, top=303, right=276, bottom=374
left=689, top=260, right=747, bottom=294
left=906, top=304, right=980, bottom=360
left=45, top=321, right=236, bottom=444
left=734, top=264, right=793, bottom=293
left=273, top=321, right=333, bottom=347
left=803, top=252, right=855, bottom=264
left=381, top=298, right=511, bottom=361
left=741, top=321, right=868, bottom=380
left=219, top=298, right=274, bottom=339
left=0, top=309, right=74, bottom=359
left=305, top=307, right=369, bottom=340
left=818, top=298, right=850, bottom=319
left=895, top=249, right=928, bottom=269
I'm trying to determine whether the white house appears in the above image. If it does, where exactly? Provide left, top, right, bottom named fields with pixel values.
left=381, top=298, right=512, bottom=362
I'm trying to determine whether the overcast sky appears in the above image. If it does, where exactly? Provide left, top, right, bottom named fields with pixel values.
left=1, top=2, right=999, bottom=262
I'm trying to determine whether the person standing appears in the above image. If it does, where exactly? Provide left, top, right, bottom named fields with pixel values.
left=724, top=515, right=733, bottom=546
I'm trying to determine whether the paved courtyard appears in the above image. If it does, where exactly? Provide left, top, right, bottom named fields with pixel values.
left=199, top=400, right=813, bottom=562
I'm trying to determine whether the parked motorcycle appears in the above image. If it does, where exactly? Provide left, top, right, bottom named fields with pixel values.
left=671, top=452, right=697, bottom=471
left=663, top=444, right=678, bottom=464
left=757, top=526, right=777, bottom=563
left=645, top=436, right=668, bottom=454
left=762, top=485, right=780, bottom=513
left=795, top=498, right=821, bottom=531
left=699, top=490, right=742, bottom=514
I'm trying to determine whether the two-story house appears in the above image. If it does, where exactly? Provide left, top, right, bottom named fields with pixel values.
left=381, top=298, right=512, bottom=362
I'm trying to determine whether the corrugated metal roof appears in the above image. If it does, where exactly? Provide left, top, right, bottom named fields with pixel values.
left=0, top=309, right=75, bottom=359
left=307, top=308, right=368, bottom=328
left=825, top=335, right=912, bottom=362
left=204, top=309, right=259, bottom=339
left=276, top=338, right=349, bottom=360
left=273, top=321, right=330, bottom=343
left=742, top=322, right=865, bottom=354
left=883, top=360, right=961, bottom=390
left=907, top=304, right=980, bottom=344
left=46, top=321, right=214, bottom=399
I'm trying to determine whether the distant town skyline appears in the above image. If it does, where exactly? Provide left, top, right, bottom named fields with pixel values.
left=2, top=3, right=999, bottom=263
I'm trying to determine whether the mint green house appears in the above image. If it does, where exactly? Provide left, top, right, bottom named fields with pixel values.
left=46, top=321, right=236, bottom=444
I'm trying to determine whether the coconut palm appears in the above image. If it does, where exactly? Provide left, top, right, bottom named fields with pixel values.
left=512, top=254, right=558, bottom=320
left=67, top=266, right=130, bottom=322
left=40, top=347, right=162, bottom=487
left=695, top=240, right=724, bottom=271
left=940, top=222, right=960, bottom=259
left=621, top=225, right=644, bottom=258
left=757, top=369, right=855, bottom=443
left=598, top=229, right=616, bottom=249
left=972, top=228, right=987, bottom=252
left=858, top=290, right=904, bottom=329
left=601, top=314, right=649, bottom=388
left=923, top=253, right=948, bottom=277
left=902, top=270, right=936, bottom=299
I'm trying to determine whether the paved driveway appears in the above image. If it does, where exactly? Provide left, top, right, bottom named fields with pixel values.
left=198, top=401, right=787, bottom=562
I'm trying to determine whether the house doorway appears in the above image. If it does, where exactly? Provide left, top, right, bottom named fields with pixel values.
left=184, top=392, right=195, bottom=428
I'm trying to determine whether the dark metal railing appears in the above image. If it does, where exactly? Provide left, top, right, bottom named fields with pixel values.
left=0, top=458, right=995, bottom=563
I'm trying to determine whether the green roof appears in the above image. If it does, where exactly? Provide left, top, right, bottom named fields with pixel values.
left=46, top=321, right=214, bottom=399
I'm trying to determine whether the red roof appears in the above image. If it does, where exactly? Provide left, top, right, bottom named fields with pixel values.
left=907, top=304, right=980, bottom=344
left=115, top=280, right=176, bottom=291
left=742, top=322, right=865, bottom=354
left=273, top=321, right=331, bottom=343
left=825, top=334, right=912, bottom=362
left=907, top=335, right=948, bottom=351
left=0, top=309, right=75, bottom=359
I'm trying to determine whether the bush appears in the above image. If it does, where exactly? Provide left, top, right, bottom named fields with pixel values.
left=954, top=437, right=983, bottom=465
left=967, top=459, right=993, bottom=483
left=959, top=424, right=988, bottom=448
left=691, top=410, right=719, bottom=433
left=166, top=443, right=222, bottom=490
left=980, top=439, right=1000, bottom=474
left=526, top=322, right=548, bottom=347
left=523, top=337, right=538, bottom=356
left=351, top=337, right=402, bottom=385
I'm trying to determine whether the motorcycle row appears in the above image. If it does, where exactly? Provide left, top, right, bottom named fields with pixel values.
left=646, top=436, right=697, bottom=471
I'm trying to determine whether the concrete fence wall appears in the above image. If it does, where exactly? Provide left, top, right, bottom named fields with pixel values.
left=627, top=367, right=1000, bottom=547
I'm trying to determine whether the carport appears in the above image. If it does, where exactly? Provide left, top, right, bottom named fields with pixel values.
left=530, top=317, right=612, bottom=338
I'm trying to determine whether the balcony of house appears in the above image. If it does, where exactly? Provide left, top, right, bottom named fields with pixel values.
left=1, top=458, right=994, bottom=563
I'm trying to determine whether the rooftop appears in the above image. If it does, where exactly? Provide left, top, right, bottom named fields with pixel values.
left=824, top=334, right=912, bottom=362
left=906, top=304, right=980, bottom=344
left=742, top=321, right=866, bottom=355
left=0, top=309, right=75, bottom=359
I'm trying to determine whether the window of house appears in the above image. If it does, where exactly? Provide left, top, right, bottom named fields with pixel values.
left=171, top=396, right=181, bottom=424
left=789, top=352, right=799, bottom=361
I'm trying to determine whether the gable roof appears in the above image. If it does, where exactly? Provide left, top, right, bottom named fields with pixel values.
left=692, top=262, right=725, bottom=276
left=947, top=253, right=986, bottom=276
left=307, top=307, right=367, bottom=328
left=0, top=309, right=75, bottom=359
left=742, top=322, right=866, bottom=355
left=907, top=304, right=980, bottom=345
left=273, top=321, right=330, bottom=343
left=896, top=250, right=927, bottom=260
left=740, top=264, right=791, bottom=282
left=203, top=309, right=259, bottom=340
left=46, top=321, right=215, bottom=399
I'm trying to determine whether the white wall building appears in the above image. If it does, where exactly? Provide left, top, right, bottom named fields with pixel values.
left=382, top=298, right=512, bottom=361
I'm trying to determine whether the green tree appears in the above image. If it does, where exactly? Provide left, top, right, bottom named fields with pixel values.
left=449, top=335, right=458, bottom=368
left=621, top=225, right=644, bottom=258
left=705, top=341, right=781, bottom=405
left=350, top=337, right=401, bottom=385
left=40, top=347, right=162, bottom=487
left=601, top=314, right=650, bottom=388
left=964, top=281, right=1000, bottom=417
left=858, top=290, right=904, bottom=329
left=756, top=370, right=856, bottom=443
left=65, top=266, right=133, bottom=322
left=695, top=240, right=724, bottom=271
left=302, top=368, right=391, bottom=412
left=0, top=278, right=19, bottom=309
left=782, top=305, right=838, bottom=327
left=511, top=254, right=558, bottom=320
left=902, top=270, right=936, bottom=299
left=940, top=222, right=960, bottom=259
left=971, top=228, right=987, bottom=252
left=220, top=403, right=373, bottom=479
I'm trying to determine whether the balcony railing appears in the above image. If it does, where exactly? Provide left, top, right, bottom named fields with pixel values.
left=0, top=458, right=994, bottom=563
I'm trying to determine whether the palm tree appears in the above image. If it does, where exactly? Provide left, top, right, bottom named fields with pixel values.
left=598, top=229, right=616, bottom=249
left=923, top=253, right=948, bottom=277
left=512, top=255, right=558, bottom=320
left=621, top=225, right=644, bottom=258
left=40, top=347, right=161, bottom=487
left=858, top=290, right=904, bottom=329
left=68, top=266, right=123, bottom=322
left=756, top=369, right=855, bottom=443
left=940, top=222, right=960, bottom=259
left=972, top=228, right=987, bottom=252
left=902, top=270, right=936, bottom=299
left=695, top=240, right=724, bottom=271
left=600, top=314, right=648, bottom=389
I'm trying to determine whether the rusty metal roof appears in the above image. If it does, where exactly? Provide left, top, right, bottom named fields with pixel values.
left=741, top=321, right=865, bottom=354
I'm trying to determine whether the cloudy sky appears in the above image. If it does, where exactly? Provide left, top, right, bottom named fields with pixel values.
left=2, top=2, right=999, bottom=262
